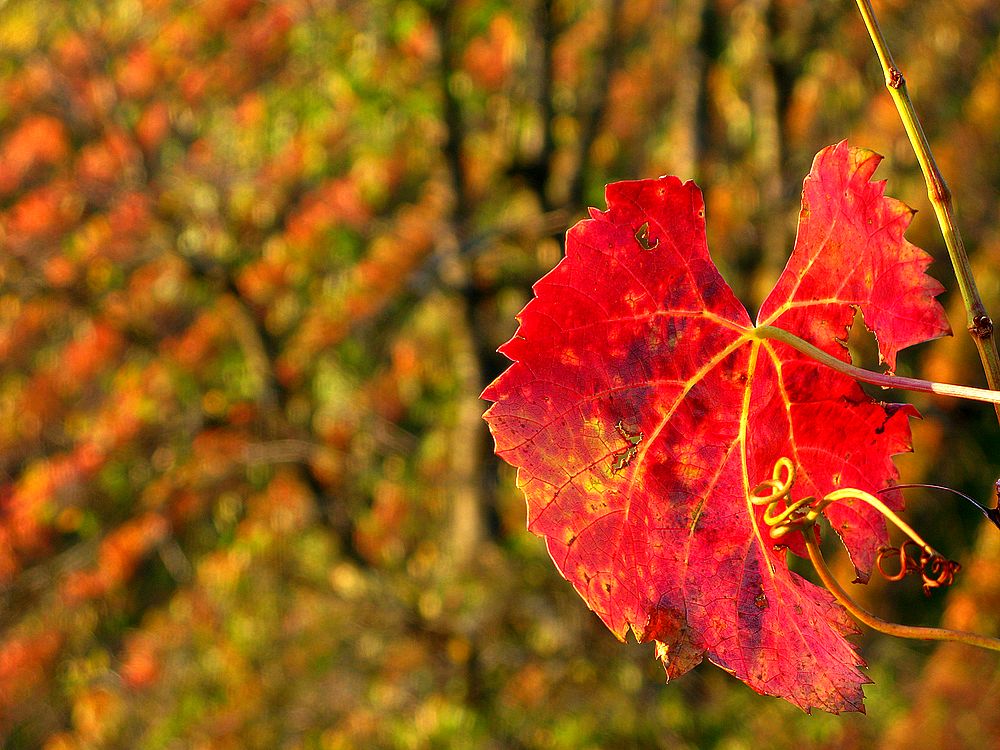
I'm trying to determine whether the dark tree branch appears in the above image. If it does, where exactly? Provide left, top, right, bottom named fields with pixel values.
left=507, top=0, right=558, bottom=208
left=429, top=3, right=472, bottom=227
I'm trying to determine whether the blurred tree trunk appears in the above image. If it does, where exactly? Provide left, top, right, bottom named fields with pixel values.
left=733, top=0, right=787, bottom=308
left=447, top=301, right=487, bottom=570
left=667, top=0, right=708, bottom=180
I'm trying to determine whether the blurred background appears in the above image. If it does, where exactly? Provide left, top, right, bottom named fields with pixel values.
left=2, top=0, right=1000, bottom=747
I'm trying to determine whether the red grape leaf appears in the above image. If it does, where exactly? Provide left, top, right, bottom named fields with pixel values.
left=482, top=141, right=951, bottom=713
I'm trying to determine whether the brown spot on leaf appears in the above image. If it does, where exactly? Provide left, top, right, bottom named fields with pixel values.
left=611, top=420, right=644, bottom=473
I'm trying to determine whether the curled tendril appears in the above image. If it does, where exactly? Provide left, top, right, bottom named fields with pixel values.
left=752, top=456, right=960, bottom=594
left=750, top=457, right=830, bottom=540
left=923, top=555, right=962, bottom=592
left=875, top=539, right=924, bottom=582
left=876, top=541, right=961, bottom=595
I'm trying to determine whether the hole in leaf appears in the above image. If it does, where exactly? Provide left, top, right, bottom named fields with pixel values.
left=846, top=306, right=881, bottom=373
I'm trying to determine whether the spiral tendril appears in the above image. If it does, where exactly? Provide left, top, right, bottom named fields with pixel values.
left=750, top=457, right=831, bottom=540
left=752, top=457, right=961, bottom=594
left=875, top=541, right=961, bottom=594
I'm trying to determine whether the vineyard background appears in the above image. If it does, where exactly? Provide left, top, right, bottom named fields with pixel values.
left=2, top=0, right=1000, bottom=747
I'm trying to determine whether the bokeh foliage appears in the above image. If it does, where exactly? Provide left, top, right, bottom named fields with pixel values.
left=1, top=0, right=1000, bottom=747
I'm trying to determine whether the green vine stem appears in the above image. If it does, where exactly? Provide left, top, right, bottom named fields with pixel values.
left=824, top=487, right=934, bottom=552
left=754, top=325, right=1000, bottom=406
left=804, top=535, right=1000, bottom=652
left=752, top=457, right=1000, bottom=652
left=855, top=0, right=1000, bottom=423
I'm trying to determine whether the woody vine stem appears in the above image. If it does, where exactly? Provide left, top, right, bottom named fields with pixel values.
left=855, top=0, right=1000, bottom=424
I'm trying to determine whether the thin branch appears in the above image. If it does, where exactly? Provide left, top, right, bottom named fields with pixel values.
left=242, top=439, right=318, bottom=465
left=879, top=483, right=1000, bottom=529
left=855, top=0, right=1000, bottom=423
left=754, top=457, right=1000, bottom=650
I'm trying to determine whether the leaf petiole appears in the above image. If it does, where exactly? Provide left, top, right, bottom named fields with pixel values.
left=754, top=325, right=1000, bottom=406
